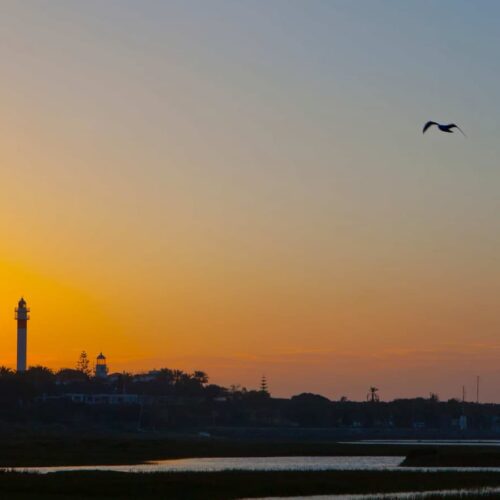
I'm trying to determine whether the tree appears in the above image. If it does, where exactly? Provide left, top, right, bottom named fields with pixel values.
left=76, top=351, right=91, bottom=377
left=260, top=375, right=269, bottom=395
left=24, top=366, right=55, bottom=392
left=429, top=393, right=440, bottom=403
left=193, top=371, right=209, bottom=385
left=172, top=369, right=185, bottom=385
left=204, top=384, right=227, bottom=399
left=289, top=393, right=332, bottom=426
left=0, top=367, right=14, bottom=378
left=56, top=368, right=89, bottom=385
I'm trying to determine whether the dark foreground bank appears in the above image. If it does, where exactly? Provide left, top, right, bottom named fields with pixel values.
left=0, top=434, right=411, bottom=467
left=5, top=432, right=500, bottom=468
left=0, top=470, right=499, bottom=499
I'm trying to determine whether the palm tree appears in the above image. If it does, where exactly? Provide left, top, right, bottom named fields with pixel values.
left=156, top=368, right=175, bottom=385
left=367, top=387, right=379, bottom=403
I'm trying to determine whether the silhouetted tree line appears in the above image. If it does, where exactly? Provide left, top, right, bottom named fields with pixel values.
left=1, top=365, right=500, bottom=433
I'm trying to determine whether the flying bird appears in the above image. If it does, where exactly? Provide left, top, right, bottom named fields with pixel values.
left=423, top=121, right=466, bottom=137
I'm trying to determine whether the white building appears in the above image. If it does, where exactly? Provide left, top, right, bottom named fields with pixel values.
left=67, top=393, right=139, bottom=405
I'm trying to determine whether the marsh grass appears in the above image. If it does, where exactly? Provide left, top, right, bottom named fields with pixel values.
left=0, top=470, right=499, bottom=499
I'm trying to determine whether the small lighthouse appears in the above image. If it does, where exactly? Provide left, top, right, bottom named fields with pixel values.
left=95, top=353, right=108, bottom=379
left=15, top=298, right=30, bottom=372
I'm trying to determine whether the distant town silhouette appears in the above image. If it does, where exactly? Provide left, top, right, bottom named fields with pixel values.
left=2, top=297, right=496, bottom=436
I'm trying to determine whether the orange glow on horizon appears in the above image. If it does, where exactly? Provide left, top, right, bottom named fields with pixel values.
left=2, top=1, right=500, bottom=401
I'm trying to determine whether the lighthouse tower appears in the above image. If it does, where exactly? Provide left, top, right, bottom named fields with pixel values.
left=15, top=298, right=30, bottom=372
left=95, top=353, right=108, bottom=379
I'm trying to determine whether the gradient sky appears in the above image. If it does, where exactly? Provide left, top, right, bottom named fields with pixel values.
left=2, top=0, right=500, bottom=401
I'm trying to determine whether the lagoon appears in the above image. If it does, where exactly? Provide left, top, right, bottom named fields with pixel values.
left=344, top=440, right=500, bottom=446
left=13, top=456, right=403, bottom=474
left=248, top=486, right=500, bottom=499
left=11, top=454, right=500, bottom=474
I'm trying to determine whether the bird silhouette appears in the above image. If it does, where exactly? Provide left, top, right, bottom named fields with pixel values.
left=423, top=121, right=466, bottom=137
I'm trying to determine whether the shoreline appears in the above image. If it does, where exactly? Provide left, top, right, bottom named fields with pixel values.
left=0, top=435, right=410, bottom=467
left=1, top=433, right=500, bottom=468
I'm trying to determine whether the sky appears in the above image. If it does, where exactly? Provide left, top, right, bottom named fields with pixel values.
left=1, top=0, right=500, bottom=401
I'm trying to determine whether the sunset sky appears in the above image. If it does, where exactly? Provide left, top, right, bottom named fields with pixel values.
left=2, top=1, right=500, bottom=401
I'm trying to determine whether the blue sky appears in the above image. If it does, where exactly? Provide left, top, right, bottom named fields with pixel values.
left=1, top=1, right=500, bottom=399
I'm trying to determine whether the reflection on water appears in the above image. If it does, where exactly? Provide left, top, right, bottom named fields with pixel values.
left=7, top=457, right=500, bottom=498
left=247, top=486, right=500, bottom=499
left=10, top=456, right=403, bottom=474
left=9, top=455, right=500, bottom=475
left=344, top=440, right=500, bottom=446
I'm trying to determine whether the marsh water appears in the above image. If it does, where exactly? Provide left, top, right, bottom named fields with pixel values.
left=10, top=454, right=500, bottom=474
left=10, top=455, right=500, bottom=499
left=345, top=440, right=500, bottom=447
left=11, top=441, right=500, bottom=474
left=248, top=487, right=500, bottom=499
left=13, top=456, right=403, bottom=473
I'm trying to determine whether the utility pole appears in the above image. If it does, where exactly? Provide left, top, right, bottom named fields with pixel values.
left=476, top=376, right=480, bottom=404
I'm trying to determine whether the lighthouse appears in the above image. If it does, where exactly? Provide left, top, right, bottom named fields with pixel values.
left=15, top=298, right=30, bottom=372
left=95, top=353, right=108, bottom=379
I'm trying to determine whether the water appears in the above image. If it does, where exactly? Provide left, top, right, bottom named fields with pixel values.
left=343, top=440, right=500, bottom=446
left=245, top=487, right=500, bottom=499
left=9, top=457, right=500, bottom=499
left=9, top=456, right=403, bottom=474
left=10, top=455, right=500, bottom=474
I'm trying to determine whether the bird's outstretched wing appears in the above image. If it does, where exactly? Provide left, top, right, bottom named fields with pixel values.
left=449, top=124, right=466, bottom=137
left=423, top=121, right=437, bottom=134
